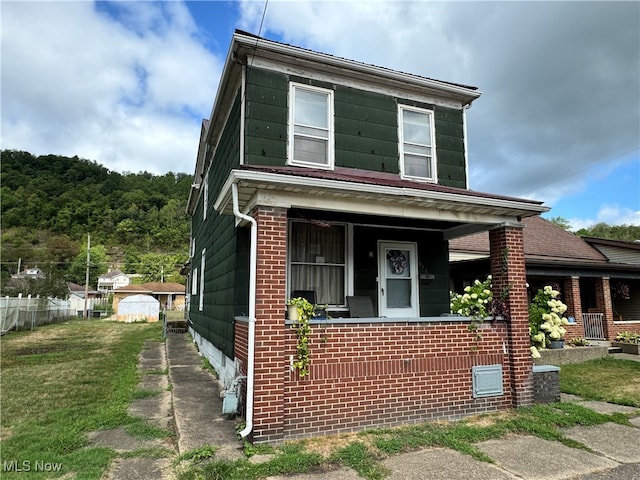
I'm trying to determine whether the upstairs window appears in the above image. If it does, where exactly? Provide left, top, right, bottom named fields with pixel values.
left=289, top=83, right=334, bottom=169
left=399, top=105, right=436, bottom=182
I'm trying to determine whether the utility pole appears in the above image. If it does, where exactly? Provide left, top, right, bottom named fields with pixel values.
left=83, top=234, right=90, bottom=320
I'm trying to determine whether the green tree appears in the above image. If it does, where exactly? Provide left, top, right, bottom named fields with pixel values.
left=576, top=222, right=640, bottom=242
left=547, top=216, right=572, bottom=231
left=138, top=253, right=186, bottom=284
left=69, top=244, right=108, bottom=287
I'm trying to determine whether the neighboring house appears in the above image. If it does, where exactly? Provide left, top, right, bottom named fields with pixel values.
left=186, top=30, right=548, bottom=443
left=449, top=216, right=640, bottom=340
left=11, top=267, right=45, bottom=279
left=97, top=269, right=130, bottom=293
left=112, top=282, right=185, bottom=313
left=67, top=282, right=103, bottom=315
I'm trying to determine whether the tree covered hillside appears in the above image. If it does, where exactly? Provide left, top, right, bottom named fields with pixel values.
left=1, top=150, right=192, bottom=294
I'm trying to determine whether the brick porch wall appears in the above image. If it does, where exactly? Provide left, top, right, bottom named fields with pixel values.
left=282, top=321, right=511, bottom=440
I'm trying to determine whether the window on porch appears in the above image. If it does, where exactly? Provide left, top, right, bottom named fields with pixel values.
left=288, top=221, right=345, bottom=306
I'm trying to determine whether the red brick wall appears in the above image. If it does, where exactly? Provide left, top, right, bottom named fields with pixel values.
left=489, top=224, right=533, bottom=408
left=563, top=277, right=585, bottom=341
left=282, top=321, right=511, bottom=440
left=252, top=206, right=288, bottom=442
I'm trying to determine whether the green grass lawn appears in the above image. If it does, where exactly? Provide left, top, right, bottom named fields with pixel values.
left=559, top=356, right=640, bottom=407
left=0, top=319, right=163, bottom=480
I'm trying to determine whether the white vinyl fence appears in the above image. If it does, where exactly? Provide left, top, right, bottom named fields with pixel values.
left=0, top=296, right=72, bottom=333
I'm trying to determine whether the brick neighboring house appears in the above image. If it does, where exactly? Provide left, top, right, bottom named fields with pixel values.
left=449, top=216, right=640, bottom=341
left=186, top=30, right=549, bottom=443
left=112, top=282, right=186, bottom=314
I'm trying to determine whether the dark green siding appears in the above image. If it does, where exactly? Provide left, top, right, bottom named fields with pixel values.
left=334, top=86, right=399, bottom=173
left=245, top=68, right=288, bottom=166
left=190, top=91, right=245, bottom=358
left=434, top=108, right=466, bottom=188
left=243, top=67, right=467, bottom=186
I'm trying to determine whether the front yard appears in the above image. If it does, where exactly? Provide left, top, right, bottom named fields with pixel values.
left=0, top=320, right=638, bottom=480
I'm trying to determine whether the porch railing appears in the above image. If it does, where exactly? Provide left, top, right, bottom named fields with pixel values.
left=582, top=312, right=605, bottom=340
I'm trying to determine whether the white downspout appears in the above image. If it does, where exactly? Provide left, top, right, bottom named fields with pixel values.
left=232, top=182, right=256, bottom=439
left=233, top=61, right=256, bottom=438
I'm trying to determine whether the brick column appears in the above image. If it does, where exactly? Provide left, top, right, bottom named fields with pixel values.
left=595, top=277, right=614, bottom=340
left=563, top=277, right=582, bottom=321
left=563, top=277, right=583, bottom=340
left=489, top=223, right=532, bottom=408
left=251, top=206, right=288, bottom=443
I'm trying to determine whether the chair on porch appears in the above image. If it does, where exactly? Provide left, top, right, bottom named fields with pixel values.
left=291, top=290, right=317, bottom=305
left=347, top=296, right=375, bottom=318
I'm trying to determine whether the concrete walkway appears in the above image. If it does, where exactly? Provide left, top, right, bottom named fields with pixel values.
left=101, top=334, right=640, bottom=480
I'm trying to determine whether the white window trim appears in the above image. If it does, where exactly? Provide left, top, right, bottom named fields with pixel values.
left=286, top=220, right=351, bottom=308
left=288, top=82, right=335, bottom=170
left=192, top=267, right=198, bottom=296
left=199, top=249, right=206, bottom=311
left=398, top=104, right=437, bottom=183
left=203, top=171, right=209, bottom=221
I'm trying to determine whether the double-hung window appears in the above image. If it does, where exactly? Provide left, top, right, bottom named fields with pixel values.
left=399, top=105, right=436, bottom=182
left=289, top=83, right=334, bottom=169
left=289, top=221, right=345, bottom=306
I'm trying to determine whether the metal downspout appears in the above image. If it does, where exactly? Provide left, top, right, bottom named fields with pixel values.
left=232, top=184, right=257, bottom=439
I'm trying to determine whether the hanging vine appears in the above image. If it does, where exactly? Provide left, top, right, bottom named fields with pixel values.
left=287, top=297, right=315, bottom=378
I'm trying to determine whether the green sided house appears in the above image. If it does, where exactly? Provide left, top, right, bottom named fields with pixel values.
left=186, top=30, right=548, bottom=443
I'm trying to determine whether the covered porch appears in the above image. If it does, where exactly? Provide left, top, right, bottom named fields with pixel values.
left=215, top=165, right=548, bottom=443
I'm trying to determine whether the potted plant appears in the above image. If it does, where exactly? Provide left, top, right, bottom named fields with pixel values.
left=286, top=297, right=315, bottom=377
left=529, top=285, right=570, bottom=357
left=612, top=331, right=640, bottom=355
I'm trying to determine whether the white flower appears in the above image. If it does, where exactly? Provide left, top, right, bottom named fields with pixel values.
left=530, top=346, right=541, bottom=359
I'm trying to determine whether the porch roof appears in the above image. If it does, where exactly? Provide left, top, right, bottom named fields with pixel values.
left=214, top=165, right=548, bottom=239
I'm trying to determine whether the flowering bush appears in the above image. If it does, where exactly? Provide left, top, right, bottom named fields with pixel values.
left=450, top=276, right=493, bottom=320
left=529, top=286, right=569, bottom=356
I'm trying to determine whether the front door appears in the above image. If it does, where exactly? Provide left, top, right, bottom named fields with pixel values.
left=378, top=241, right=419, bottom=317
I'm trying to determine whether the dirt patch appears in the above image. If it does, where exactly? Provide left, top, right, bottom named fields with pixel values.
left=303, top=432, right=377, bottom=458
left=463, top=411, right=515, bottom=428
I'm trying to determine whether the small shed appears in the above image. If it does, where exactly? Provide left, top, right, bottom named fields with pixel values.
left=116, top=294, right=160, bottom=323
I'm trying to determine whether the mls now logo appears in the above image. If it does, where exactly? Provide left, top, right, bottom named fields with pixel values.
left=3, top=460, right=63, bottom=472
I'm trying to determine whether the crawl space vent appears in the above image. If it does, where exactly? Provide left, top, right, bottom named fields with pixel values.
left=472, top=364, right=503, bottom=398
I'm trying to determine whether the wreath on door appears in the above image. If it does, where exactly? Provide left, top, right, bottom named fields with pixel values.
left=387, top=250, right=408, bottom=275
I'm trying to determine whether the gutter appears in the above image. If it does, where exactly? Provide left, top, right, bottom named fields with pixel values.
left=215, top=169, right=549, bottom=216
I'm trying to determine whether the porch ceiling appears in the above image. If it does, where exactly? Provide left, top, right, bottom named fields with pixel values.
left=214, top=168, right=549, bottom=239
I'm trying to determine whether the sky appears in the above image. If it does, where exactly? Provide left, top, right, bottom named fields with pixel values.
left=2, top=1, right=639, bottom=231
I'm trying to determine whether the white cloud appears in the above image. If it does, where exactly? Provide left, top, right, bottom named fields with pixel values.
left=570, top=205, right=640, bottom=231
left=1, top=1, right=222, bottom=174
